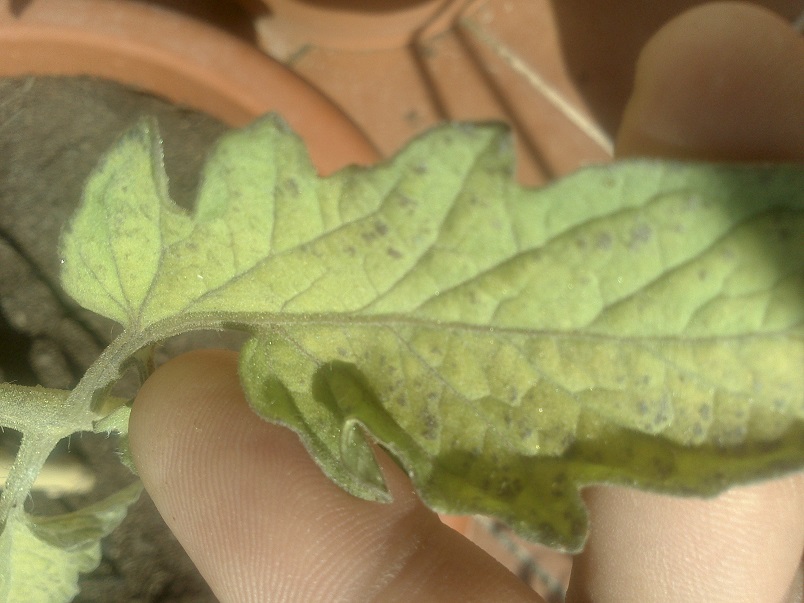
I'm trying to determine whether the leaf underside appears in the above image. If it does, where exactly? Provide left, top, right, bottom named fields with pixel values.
left=59, top=115, right=804, bottom=552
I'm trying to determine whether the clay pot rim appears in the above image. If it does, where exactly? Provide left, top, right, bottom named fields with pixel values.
left=0, top=0, right=379, bottom=173
left=238, top=0, right=462, bottom=54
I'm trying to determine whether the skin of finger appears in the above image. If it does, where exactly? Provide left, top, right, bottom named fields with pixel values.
left=569, top=3, right=804, bottom=602
left=615, top=1, right=804, bottom=161
left=566, top=479, right=804, bottom=603
left=129, top=350, right=540, bottom=603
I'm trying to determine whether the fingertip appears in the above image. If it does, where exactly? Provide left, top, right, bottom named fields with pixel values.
left=616, top=2, right=804, bottom=161
left=129, top=349, right=243, bottom=494
left=129, top=351, right=539, bottom=602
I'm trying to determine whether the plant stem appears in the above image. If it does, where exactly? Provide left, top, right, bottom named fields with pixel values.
left=0, top=434, right=59, bottom=524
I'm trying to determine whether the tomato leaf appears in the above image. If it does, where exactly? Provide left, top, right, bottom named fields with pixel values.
left=56, top=116, right=804, bottom=553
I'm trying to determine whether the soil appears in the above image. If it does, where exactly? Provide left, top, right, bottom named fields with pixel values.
left=0, top=75, right=233, bottom=602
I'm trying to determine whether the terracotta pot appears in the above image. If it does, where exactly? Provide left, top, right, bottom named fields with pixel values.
left=0, top=0, right=379, bottom=173
left=233, top=0, right=461, bottom=57
left=242, top=0, right=800, bottom=187
left=237, top=0, right=616, bottom=185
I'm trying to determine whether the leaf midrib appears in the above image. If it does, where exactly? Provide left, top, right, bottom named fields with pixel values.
left=140, top=309, right=799, bottom=343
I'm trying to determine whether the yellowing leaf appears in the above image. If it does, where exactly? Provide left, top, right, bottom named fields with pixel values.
left=58, top=117, right=804, bottom=551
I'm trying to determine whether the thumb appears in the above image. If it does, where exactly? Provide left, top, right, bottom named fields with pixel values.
left=129, top=350, right=539, bottom=602
left=615, top=1, right=804, bottom=161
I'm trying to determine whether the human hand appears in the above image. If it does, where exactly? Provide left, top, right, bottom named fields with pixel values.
left=129, top=3, right=804, bottom=602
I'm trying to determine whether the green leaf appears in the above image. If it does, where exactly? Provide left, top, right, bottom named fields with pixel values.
left=59, top=116, right=803, bottom=552
left=0, top=483, right=141, bottom=603
left=59, top=117, right=174, bottom=330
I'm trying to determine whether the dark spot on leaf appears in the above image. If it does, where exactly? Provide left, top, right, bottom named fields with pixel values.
left=498, top=477, right=523, bottom=499
left=719, top=427, right=747, bottom=445
left=538, top=523, right=560, bottom=543
left=683, top=194, right=703, bottom=211
left=711, top=470, right=726, bottom=483
left=336, top=347, right=348, bottom=357
left=284, top=178, right=299, bottom=196
left=595, top=232, right=612, bottom=251
left=524, top=249, right=544, bottom=266
left=699, top=405, right=711, bottom=420
left=652, top=455, right=675, bottom=478
left=720, top=247, right=736, bottom=261
left=628, top=223, right=652, bottom=250
left=587, top=450, right=604, bottom=463
left=387, top=247, right=402, bottom=259
left=671, top=221, right=686, bottom=234
left=549, top=474, right=570, bottom=498
left=570, top=515, right=587, bottom=538
left=653, top=396, right=671, bottom=426
left=397, top=194, right=417, bottom=208
left=756, top=439, right=780, bottom=453
left=421, top=411, right=439, bottom=440
left=374, top=221, right=388, bottom=236
left=775, top=225, right=792, bottom=241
